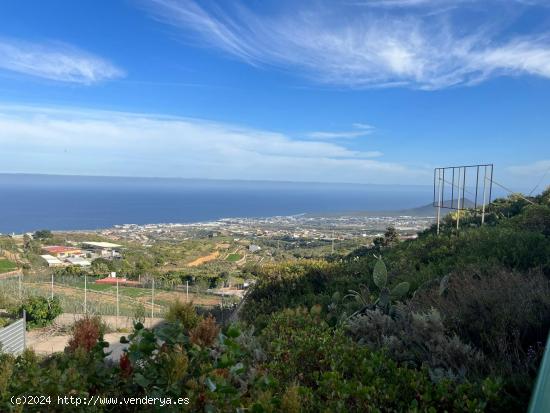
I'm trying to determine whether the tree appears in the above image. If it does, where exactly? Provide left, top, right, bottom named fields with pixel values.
left=383, top=226, right=399, bottom=247
left=33, top=229, right=53, bottom=240
left=23, top=234, right=42, bottom=254
left=91, top=258, right=112, bottom=275
left=55, top=265, right=86, bottom=277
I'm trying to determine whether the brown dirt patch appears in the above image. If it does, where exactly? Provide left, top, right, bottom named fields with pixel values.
left=186, top=251, right=220, bottom=267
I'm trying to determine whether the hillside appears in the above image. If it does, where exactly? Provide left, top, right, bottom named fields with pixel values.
left=308, top=198, right=477, bottom=218
left=0, top=188, right=548, bottom=412
left=239, top=188, right=550, bottom=411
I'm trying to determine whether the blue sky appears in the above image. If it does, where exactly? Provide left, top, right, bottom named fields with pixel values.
left=0, top=0, right=549, bottom=191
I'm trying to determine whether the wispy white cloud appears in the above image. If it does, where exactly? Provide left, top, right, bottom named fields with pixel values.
left=0, top=38, right=124, bottom=84
left=0, top=105, right=422, bottom=184
left=145, top=0, right=550, bottom=89
left=356, top=0, right=467, bottom=7
left=508, top=159, right=550, bottom=176
left=307, top=123, right=375, bottom=139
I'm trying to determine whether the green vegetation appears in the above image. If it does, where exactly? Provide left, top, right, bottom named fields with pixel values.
left=237, top=188, right=550, bottom=410
left=33, top=229, right=53, bottom=240
left=0, top=272, right=222, bottom=318
left=226, top=253, right=242, bottom=262
left=164, top=300, right=200, bottom=330
left=0, top=188, right=548, bottom=411
left=0, top=259, right=17, bottom=274
left=16, top=296, right=62, bottom=329
left=0, top=306, right=502, bottom=412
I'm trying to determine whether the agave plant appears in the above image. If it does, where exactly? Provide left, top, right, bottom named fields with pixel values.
left=344, top=284, right=371, bottom=307
left=346, top=256, right=410, bottom=318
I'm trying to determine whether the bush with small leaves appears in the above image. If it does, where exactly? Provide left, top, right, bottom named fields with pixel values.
left=67, top=316, right=105, bottom=353
left=165, top=300, right=200, bottom=331
left=347, top=306, right=483, bottom=381
left=189, top=315, right=219, bottom=347
left=17, top=296, right=62, bottom=328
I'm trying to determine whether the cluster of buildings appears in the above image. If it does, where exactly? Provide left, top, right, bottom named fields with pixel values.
left=40, top=241, right=122, bottom=268
left=94, top=213, right=433, bottom=246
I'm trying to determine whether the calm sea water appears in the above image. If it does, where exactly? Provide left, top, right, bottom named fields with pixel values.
left=0, top=174, right=433, bottom=233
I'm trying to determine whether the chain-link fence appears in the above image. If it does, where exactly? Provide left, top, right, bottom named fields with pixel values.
left=0, top=273, right=242, bottom=324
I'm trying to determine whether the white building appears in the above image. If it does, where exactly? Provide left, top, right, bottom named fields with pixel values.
left=66, top=257, right=91, bottom=267
left=40, top=255, right=64, bottom=267
left=248, top=244, right=262, bottom=253
left=82, top=242, right=122, bottom=259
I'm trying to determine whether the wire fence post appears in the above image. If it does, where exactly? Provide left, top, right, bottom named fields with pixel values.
left=456, top=167, right=462, bottom=230
left=116, top=277, right=119, bottom=329
left=18, top=273, right=22, bottom=302
left=151, top=277, right=155, bottom=327
left=84, top=274, right=87, bottom=315
left=436, top=169, right=443, bottom=235
left=221, top=292, right=224, bottom=325
left=481, top=166, right=488, bottom=225
left=51, top=273, right=54, bottom=299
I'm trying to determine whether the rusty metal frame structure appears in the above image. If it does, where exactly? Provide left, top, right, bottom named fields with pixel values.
left=433, top=164, right=493, bottom=233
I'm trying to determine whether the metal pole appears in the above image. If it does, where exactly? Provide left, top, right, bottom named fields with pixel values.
left=481, top=166, right=488, bottom=225
left=18, top=273, right=22, bottom=302
left=51, top=273, right=54, bottom=299
left=456, top=168, right=462, bottom=230
left=151, top=278, right=155, bottom=325
left=116, top=277, right=119, bottom=329
left=436, top=169, right=443, bottom=235
left=84, top=275, right=87, bottom=314
left=22, top=310, right=26, bottom=350
left=186, top=280, right=189, bottom=302
left=474, top=166, right=480, bottom=208
left=451, top=168, right=455, bottom=208
left=489, top=164, right=494, bottom=206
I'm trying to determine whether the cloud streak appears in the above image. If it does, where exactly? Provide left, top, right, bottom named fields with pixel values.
left=0, top=38, right=124, bottom=84
left=0, top=105, right=423, bottom=184
left=508, top=159, right=550, bottom=176
left=307, top=123, right=375, bottom=139
left=145, top=0, right=550, bottom=89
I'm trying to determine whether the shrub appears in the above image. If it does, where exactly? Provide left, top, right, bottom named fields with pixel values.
left=67, top=316, right=105, bottom=353
left=261, top=308, right=504, bottom=412
left=189, top=315, right=219, bottom=347
left=165, top=301, right=200, bottom=330
left=412, top=267, right=550, bottom=408
left=240, top=260, right=354, bottom=329
left=159, top=344, right=189, bottom=386
left=412, top=268, right=550, bottom=367
left=132, top=302, right=146, bottom=325
left=508, top=204, right=550, bottom=237
left=17, top=296, right=62, bottom=328
left=347, top=307, right=483, bottom=381
left=384, top=226, right=550, bottom=292
left=281, top=385, right=302, bottom=413
left=0, top=354, right=14, bottom=398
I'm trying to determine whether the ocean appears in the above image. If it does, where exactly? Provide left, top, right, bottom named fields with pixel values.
left=0, top=174, right=434, bottom=233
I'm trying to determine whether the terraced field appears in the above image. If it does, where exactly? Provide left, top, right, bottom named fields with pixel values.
left=0, top=259, right=17, bottom=274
